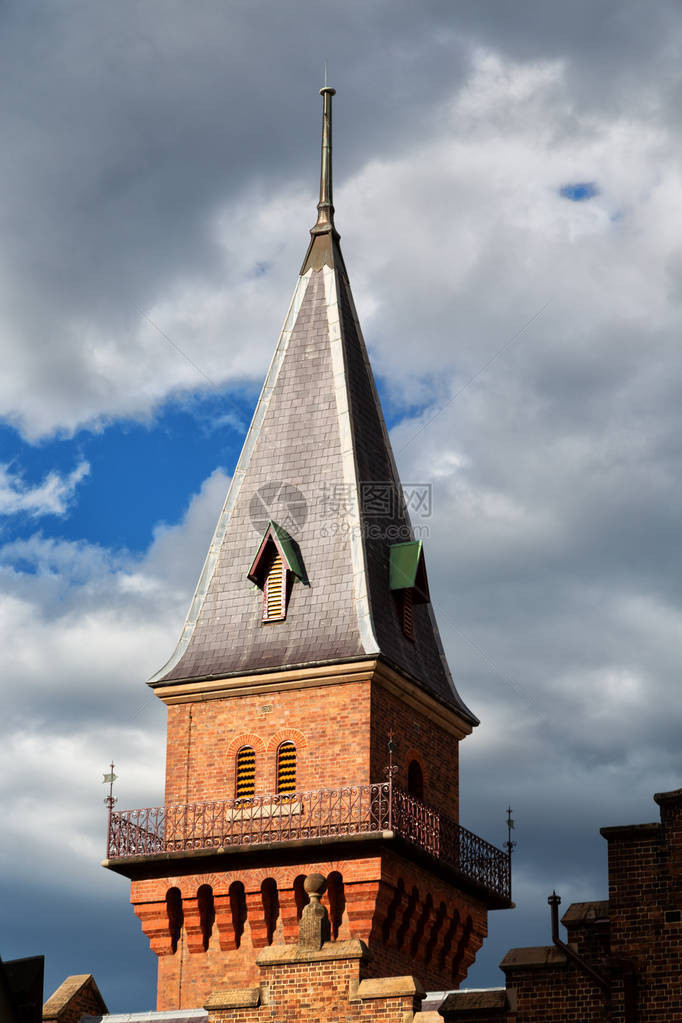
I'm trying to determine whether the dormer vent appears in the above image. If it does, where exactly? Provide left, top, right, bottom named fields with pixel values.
left=389, top=540, right=430, bottom=640
left=264, top=548, right=285, bottom=621
left=248, top=520, right=306, bottom=624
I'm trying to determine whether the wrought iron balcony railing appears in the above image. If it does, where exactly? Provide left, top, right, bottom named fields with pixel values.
left=106, top=780, right=511, bottom=903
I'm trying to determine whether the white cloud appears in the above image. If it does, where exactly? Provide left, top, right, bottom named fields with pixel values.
left=0, top=469, right=228, bottom=887
left=0, top=461, right=89, bottom=517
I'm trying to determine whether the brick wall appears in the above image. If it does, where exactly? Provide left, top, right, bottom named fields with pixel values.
left=137, top=663, right=483, bottom=1011
left=444, top=787, right=682, bottom=1023
left=42, top=975, right=107, bottom=1023
left=164, top=674, right=461, bottom=817
left=164, top=680, right=372, bottom=805
left=501, top=949, right=604, bottom=1023
left=602, top=788, right=682, bottom=1023
left=205, top=941, right=425, bottom=1023
left=370, top=681, right=459, bottom=820
left=132, top=848, right=489, bottom=1009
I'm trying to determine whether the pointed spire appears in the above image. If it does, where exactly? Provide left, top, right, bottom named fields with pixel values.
left=301, top=86, right=344, bottom=274
left=311, top=86, right=336, bottom=237
left=149, top=85, right=477, bottom=732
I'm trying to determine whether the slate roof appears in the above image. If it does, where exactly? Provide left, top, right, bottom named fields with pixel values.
left=149, top=89, right=476, bottom=724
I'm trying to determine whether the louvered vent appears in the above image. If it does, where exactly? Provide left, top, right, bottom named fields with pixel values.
left=401, top=588, right=414, bottom=641
left=277, top=741, right=297, bottom=794
left=236, top=745, right=256, bottom=799
left=263, top=550, right=286, bottom=622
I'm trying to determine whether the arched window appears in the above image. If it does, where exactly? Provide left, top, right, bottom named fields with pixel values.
left=236, top=745, right=256, bottom=799
left=407, top=759, right=424, bottom=801
left=276, top=741, right=296, bottom=794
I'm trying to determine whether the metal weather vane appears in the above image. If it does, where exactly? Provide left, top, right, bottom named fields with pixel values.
left=103, top=762, right=118, bottom=811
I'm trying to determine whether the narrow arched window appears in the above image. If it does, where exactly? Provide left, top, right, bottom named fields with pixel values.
left=236, top=745, right=256, bottom=799
left=264, top=549, right=286, bottom=622
left=276, top=741, right=297, bottom=794
left=407, top=759, right=424, bottom=801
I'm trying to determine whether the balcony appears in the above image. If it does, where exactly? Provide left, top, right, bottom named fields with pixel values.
left=105, top=781, right=511, bottom=906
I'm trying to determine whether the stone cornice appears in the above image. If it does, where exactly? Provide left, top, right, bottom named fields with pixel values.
left=150, top=657, right=473, bottom=739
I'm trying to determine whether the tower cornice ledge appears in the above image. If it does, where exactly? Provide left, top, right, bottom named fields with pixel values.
left=149, top=656, right=475, bottom=739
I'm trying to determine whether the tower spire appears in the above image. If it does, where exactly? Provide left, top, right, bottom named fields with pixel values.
left=301, top=85, right=343, bottom=273
left=312, top=86, right=336, bottom=237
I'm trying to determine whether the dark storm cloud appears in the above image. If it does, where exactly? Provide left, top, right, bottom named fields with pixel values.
left=3, top=0, right=681, bottom=437
left=0, top=1, right=465, bottom=319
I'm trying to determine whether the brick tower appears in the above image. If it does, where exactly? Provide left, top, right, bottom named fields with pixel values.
left=103, top=87, right=512, bottom=1011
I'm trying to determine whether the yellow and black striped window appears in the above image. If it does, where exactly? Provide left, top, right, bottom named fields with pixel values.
left=236, top=745, right=256, bottom=799
left=263, top=549, right=286, bottom=622
left=276, top=741, right=297, bottom=794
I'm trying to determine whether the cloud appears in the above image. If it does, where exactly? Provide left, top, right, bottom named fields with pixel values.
left=4, top=0, right=682, bottom=1008
left=0, top=4, right=680, bottom=443
left=0, top=461, right=89, bottom=517
left=0, top=466, right=226, bottom=1003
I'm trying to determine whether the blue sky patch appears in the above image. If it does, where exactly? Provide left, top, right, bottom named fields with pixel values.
left=0, top=391, right=252, bottom=553
left=559, top=181, right=600, bottom=201
left=0, top=373, right=419, bottom=558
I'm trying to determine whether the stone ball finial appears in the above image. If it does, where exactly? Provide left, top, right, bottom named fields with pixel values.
left=298, top=874, right=330, bottom=950
left=303, top=873, right=327, bottom=899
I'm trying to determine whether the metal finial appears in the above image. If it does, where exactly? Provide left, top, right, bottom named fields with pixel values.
left=103, top=761, right=118, bottom=810
left=384, top=730, right=398, bottom=781
left=311, top=82, right=337, bottom=236
left=505, top=805, right=516, bottom=857
left=324, top=61, right=327, bottom=89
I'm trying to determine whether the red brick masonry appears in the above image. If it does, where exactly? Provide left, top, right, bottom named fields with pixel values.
left=440, top=787, right=682, bottom=1022
left=132, top=849, right=488, bottom=1009
left=203, top=940, right=425, bottom=1023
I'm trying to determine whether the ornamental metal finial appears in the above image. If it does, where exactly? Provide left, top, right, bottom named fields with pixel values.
left=505, top=805, right=516, bottom=857
left=311, top=81, right=336, bottom=236
left=103, top=761, right=118, bottom=811
left=384, top=730, right=399, bottom=781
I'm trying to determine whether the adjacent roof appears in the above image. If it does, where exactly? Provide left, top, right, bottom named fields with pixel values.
left=561, top=900, right=609, bottom=926
left=500, top=946, right=567, bottom=970
left=83, top=1013, right=206, bottom=1023
left=149, top=89, right=476, bottom=725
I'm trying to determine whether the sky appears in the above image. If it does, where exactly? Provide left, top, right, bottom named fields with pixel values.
left=2, top=0, right=682, bottom=1011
